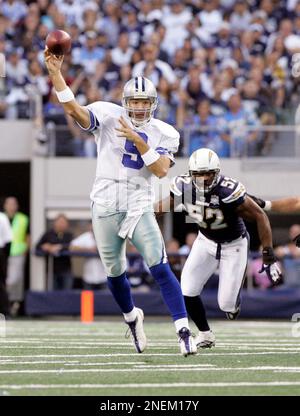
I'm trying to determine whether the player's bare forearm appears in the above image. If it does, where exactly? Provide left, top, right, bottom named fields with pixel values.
left=49, top=71, right=90, bottom=127
left=271, top=197, right=300, bottom=213
left=134, top=136, right=170, bottom=177
left=236, top=196, right=273, bottom=247
left=44, top=48, right=90, bottom=128
left=146, top=155, right=170, bottom=178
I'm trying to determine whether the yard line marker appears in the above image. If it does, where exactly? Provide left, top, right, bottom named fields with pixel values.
left=0, top=361, right=147, bottom=366
left=0, top=381, right=300, bottom=390
left=1, top=366, right=300, bottom=374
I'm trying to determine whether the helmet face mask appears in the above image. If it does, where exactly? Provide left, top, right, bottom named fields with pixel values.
left=189, top=169, right=220, bottom=193
left=188, top=148, right=221, bottom=193
left=122, top=77, right=157, bottom=127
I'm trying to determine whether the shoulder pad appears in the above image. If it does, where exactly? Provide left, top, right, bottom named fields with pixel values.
left=170, top=175, right=191, bottom=196
left=152, top=119, right=180, bottom=140
left=222, top=182, right=246, bottom=204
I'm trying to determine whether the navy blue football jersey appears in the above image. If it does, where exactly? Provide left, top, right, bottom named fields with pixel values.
left=170, top=174, right=247, bottom=243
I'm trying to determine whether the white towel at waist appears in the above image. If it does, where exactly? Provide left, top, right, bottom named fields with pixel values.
left=118, top=210, right=143, bottom=239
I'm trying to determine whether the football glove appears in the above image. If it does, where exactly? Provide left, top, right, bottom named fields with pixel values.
left=247, top=194, right=266, bottom=209
left=259, top=247, right=282, bottom=285
left=293, top=233, right=300, bottom=248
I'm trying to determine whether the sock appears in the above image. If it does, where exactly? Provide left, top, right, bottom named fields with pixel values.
left=150, top=262, right=187, bottom=321
left=107, top=272, right=134, bottom=314
left=174, top=317, right=190, bottom=333
left=184, top=295, right=210, bottom=332
left=123, top=307, right=137, bottom=323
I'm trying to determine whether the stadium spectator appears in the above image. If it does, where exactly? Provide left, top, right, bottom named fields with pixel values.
left=72, top=30, right=106, bottom=75
left=111, top=32, right=134, bottom=68
left=3, top=197, right=29, bottom=316
left=187, top=99, right=225, bottom=156
left=132, top=43, right=177, bottom=89
left=160, top=0, right=192, bottom=56
left=35, top=214, right=74, bottom=290
left=70, top=223, right=107, bottom=291
left=220, top=89, right=260, bottom=157
left=198, top=0, right=223, bottom=36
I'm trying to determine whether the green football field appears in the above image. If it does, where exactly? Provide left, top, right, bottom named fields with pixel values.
left=0, top=318, right=300, bottom=396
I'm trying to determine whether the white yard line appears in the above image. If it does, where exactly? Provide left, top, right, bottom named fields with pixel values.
left=1, top=366, right=300, bottom=374
left=0, top=361, right=147, bottom=366
left=0, top=381, right=300, bottom=390
left=1, top=351, right=300, bottom=359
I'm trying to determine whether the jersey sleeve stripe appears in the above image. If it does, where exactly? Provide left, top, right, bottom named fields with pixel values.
left=155, top=147, right=175, bottom=167
left=76, top=110, right=99, bottom=132
left=222, top=183, right=246, bottom=204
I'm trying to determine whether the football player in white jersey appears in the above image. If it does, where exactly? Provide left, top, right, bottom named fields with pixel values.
left=158, top=148, right=282, bottom=348
left=44, top=49, right=196, bottom=356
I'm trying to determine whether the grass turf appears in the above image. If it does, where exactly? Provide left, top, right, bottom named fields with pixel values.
left=0, top=318, right=299, bottom=396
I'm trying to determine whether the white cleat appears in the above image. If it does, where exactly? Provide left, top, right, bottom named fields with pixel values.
left=125, top=308, right=147, bottom=353
left=177, top=327, right=197, bottom=357
left=195, top=330, right=216, bottom=349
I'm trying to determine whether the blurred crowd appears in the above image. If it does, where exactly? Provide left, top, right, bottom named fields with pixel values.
left=1, top=0, right=300, bottom=156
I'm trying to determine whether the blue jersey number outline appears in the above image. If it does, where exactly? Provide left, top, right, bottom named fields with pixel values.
left=122, top=132, right=148, bottom=170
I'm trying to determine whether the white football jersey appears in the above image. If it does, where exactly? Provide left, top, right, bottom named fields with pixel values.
left=82, top=101, right=179, bottom=213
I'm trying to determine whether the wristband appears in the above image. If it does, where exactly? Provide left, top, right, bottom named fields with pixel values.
left=141, top=148, right=160, bottom=166
left=262, top=246, right=276, bottom=264
left=55, top=87, right=75, bottom=103
left=264, top=200, right=272, bottom=211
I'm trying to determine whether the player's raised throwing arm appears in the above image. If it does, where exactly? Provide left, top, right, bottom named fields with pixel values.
left=44, top=49, right=90, bottom=129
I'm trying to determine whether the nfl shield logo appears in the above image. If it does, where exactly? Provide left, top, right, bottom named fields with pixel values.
left=211, top=195, right=219, bottom=205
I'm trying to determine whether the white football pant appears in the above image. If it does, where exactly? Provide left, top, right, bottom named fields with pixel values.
left=181, top=232, right=248, bottom=313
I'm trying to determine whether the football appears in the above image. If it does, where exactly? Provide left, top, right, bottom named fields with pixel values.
left=45, top=30, right=71, bottom=55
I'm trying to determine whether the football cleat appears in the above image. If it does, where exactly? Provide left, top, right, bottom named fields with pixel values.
left=125, top=308, right=147, bottom=353
left=177, top=327, right=197, bottom=357
left=195, top=330, right=216, bottom=349
left=226, top=305, right=241, bottom=320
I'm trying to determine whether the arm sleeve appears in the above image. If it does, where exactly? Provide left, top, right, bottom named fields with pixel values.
left=75, top=101, right=113, bottom=132
left=156, top=123, right=180, bottom=167
left=221, top=181, right=247, bottom=208
left=75, top=109, right=100, bottom=132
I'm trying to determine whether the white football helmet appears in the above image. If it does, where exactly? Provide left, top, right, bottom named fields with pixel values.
left=122, top=76, right=158, bottom=127
left=188, top=148, right=221, bottom=192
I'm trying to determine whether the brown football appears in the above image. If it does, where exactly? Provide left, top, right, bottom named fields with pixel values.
left=45, top=30, right=71, bottom=55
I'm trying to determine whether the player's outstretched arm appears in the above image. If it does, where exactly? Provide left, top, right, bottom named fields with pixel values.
left=44, top=48, right=90, bottom=129
left=236, top=196, right=282, bottom=284
left=236, top=196, right=272, bottom=247
left=248, top=194, right=300, bottom=213
left=268, top=197, right=300, bottom=213
left=115, top=116, right=171, bottom=178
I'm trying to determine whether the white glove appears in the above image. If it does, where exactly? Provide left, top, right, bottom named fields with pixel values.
left=259, top=262, right=282, bottom=285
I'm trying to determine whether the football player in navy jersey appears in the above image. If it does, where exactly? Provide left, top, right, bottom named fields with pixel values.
left=159, top=148, right=282, bottom=348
